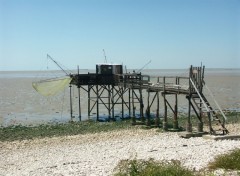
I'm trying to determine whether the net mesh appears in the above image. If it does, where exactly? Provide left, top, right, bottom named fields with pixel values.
left=32, top=77, right=72, bottom=96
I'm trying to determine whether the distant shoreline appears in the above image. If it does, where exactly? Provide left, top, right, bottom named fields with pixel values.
left=0, top=68, right=239, bottom=78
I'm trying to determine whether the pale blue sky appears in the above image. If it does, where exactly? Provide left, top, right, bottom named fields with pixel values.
left=0, top=0, right=239, bottom=70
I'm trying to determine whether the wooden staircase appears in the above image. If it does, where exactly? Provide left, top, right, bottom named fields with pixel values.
left=189, top=78, right=229, bottom=135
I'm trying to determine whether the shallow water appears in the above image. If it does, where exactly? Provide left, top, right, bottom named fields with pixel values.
left=0, top=68, right=239, bottom=127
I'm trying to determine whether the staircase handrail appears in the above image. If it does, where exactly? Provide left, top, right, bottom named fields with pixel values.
left=189, top=78, right=210, bottom=113
left=205, top=85, right=227, bottom=121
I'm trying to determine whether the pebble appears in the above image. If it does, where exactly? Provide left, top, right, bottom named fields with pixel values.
left=0, top=128, right=240, bottom=176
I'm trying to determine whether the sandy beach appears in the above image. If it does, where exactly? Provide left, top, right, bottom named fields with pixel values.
left=1, top=126, right=240, bottom=176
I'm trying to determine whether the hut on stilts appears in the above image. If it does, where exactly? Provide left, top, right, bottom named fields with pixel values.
left=33, top=56, right=229, bottom=135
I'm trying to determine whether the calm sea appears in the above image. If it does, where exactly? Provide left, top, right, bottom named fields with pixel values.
left=0, top=68, right=239, bottom=78
left=0, top=68, right=239, bottom=127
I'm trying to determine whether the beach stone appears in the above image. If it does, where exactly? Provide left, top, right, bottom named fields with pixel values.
left=1, top=128, right=240, bottom=175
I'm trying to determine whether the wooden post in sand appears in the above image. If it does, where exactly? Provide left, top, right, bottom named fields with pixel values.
left=78, top=86, right=81, bottom=121
left=77, top=66, right=81, bottom=121
left=96, top=85, right=99, bottom=121
left=131, top=89, right=136, bottom=125
left=111, top=85, right=115, bottom=120
left=140, top=88, right=145, bottom=123
left=108, top=85, right=111, bottom=120
left=121, top=87, right=124, bottom=119
left=88, top=85, right=91, bottom=120
left=163, top=77, right=168, bottom=131
left=155, top=90, right=160, bottom=127
left=129, top=88, right=131, bottom=119
left=173, top=77, right=179, bottom=129
left=69, top=83, right=73, bottom=121
left=186, top=66, right=193, bottom=132
left=146, top=91, right=151, bottom=126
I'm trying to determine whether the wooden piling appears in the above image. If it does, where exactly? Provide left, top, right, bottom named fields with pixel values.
left=140, top=88, right=144, bottom=123
left=163, top=77, right=168, bottom=131
left=187, top=67, right=192, bottom=132
left=96, top=85, right=99, bottom=121
left=173, top=77, right=179, bottom=129
left=155, top=91, right=160, bottom=127
left=111, top=85, right=114, bottom=120
left=88, top=85, right=91, bottom=120
left=69, top=84, right=73, bottom=121
left=129, top=88, right=131, bottom=118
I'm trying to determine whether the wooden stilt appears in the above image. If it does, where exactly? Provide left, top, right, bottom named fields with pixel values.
left=132, top=89, right=136, bottom=125
left=163, top=77, right=168, bottom=131
left=121, top=87, right=124, bottom=119
left=88, top=85, right=91, bottom=120
left=96, top=85, right=99, bottom=121
left=78, top=87, right=81, bottom=121
left=173, top=77, right=178, bottom=129
left=111, top=85, right=114, bottom=120
left=187, top=67, right=192, bottom=132
left=140, top=88, right=144, bottom=123
left=155, top=91, right=160, bottom=127
left=69, top=84, right=73, bottom=121
left=129, top=88, right=131, bottom=118
left=146, top=91, right=151, bottom=126
left=77, top=66, right=81, bottom=121
left=108, top=85, right=111, bottom=121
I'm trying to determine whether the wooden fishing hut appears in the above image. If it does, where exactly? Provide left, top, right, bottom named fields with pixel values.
left=70, top=63, right=127, bottom=121
left=69, top=64, right=228, bottom=135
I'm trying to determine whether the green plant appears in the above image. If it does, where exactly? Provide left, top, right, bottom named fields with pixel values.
left=114, top=159, right=195, bottom=176
left=0, top=120, right=132, bottom=142
left=208, top=148, right=240, bottom=171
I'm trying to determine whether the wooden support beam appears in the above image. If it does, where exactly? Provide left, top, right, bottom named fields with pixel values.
left=121, top=87, right=124, bottom=119
left=129, top=88, right=131, bottom=118
left=163, top=76, right=168, bottom=131
left=69, top=84, right=73, bottom=121
left=139, top=88, right=144, bottom=122
left=77, top=66, right=81, bottom=121
left=96, top=85, right=99, bottom=121
left=132, top=89, right=136, bottom=125
left=111, top=85, right=115, bottom=120
left=88, top=85, right=91, bottom=120
left=108, top=85, right=111, bottom=120
left=78, top=86, right=81, bottom=121
left=155, top=91, right=160, bottom=127
left=187, top=66, right=192, bottom=132
left=149, top=92, right=158, bottom=109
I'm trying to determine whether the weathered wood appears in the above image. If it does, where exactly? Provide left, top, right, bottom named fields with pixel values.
left=68, top=64, right=228, bottom=135
left=69, top=84, right=73, bottom=121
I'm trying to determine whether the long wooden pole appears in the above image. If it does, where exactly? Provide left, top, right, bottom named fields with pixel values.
left=140, top=88, right=144, bottom=122
left=69, top=84, right=73, bottom=121
left=78, top=66, right=81, bottom=121
left=163, top=77, right=168, bottom=131
left=187, top=66, right=192, bottom=132
left=121, top=87, right=124, bottom=119
left=88, top=85, right=91, bottom=120
left=129, top=88, right=131, bottom=118
left=108, top=85, right=111, bottom=120
left=111, top=85, right=114, bottom=120
left=97, top=85, right=99, bottom=121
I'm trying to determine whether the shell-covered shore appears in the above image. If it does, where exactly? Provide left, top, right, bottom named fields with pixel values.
left=1, top=124, right=240, bottom=176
